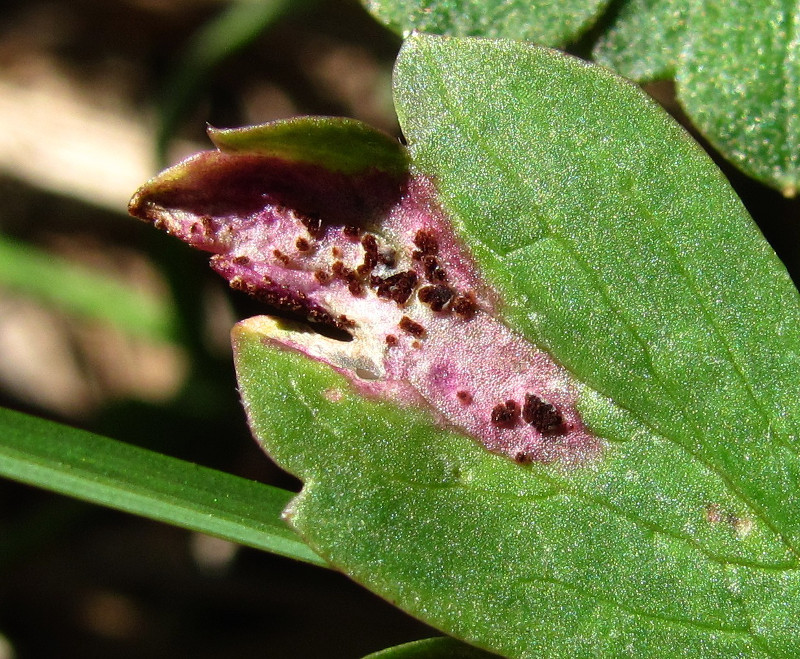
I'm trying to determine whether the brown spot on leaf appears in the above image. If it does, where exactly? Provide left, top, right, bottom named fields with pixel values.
left=413, top=229, right=438, bottom=255
left=273, top=249, right=290, bottom=265
left=522, top=394, right=565, bottom=435
left=372, top=271, right=418, bottom=305
left=399, top=316, right=425, bottom=337
left=295, top=237, right=311, bottom=252
left=705, top=504, right=753, bottom=536
left=456, top=390, right=472, bottom=404
left=451, top=292, right=477, bottom=319
left=491, top=400, right=521, bottom=429
left=332, top=261, right=363, bottom=296
left=418, top=284, right=454, bottom=312
left=421, top=255, right=448, bottom=283
left=233, top=255, right=250, bottom=265
left=299, top=212, right=324, bottom=239
left=361, top=233, right=378, bottom=254
left=514, top=452, right=532, bottom=464
left=343, top=225, right=361, bottom=240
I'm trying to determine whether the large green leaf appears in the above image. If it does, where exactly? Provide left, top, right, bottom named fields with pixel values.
left=234, top=35, right=800, bottom=657
left=594, top=0, right=800, bottom=194
left=362, top=0, right=612, bottom=47
left=592, top=0, right=687, bottom=82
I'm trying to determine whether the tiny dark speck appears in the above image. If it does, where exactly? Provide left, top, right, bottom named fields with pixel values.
left=514, top=452, right=532, bottom=465
left=343, top=225, right=361, bottom=240
left=273, top=249, right=290, bottom=265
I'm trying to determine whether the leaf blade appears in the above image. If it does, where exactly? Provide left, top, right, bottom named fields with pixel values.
left=0, top=406, right=324, bottom=567
left=235, top=327, right=776, bottom=657
left=592, top=0, right=687, bottom=82
left=678, top=0, right=800, bottom=194
left=229, top=35, right=800, bottom=656
left=394, top=34, right=800, bottom=554
left=362, top=0, right=613, bottom=47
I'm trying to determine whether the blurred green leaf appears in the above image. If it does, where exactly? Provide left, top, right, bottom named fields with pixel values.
left=592, top=0, right=686, bottom=82
left=233, top=35, right=800, bottom=657
left=594, top=0, right=800, bottom=194
left=157, top=0, right=308, bottom=164
left=362, top=637, right=497, bottom=658
left=362, top=0, right=612, bottom=46
left=0, top=234, right=178, bottom=342
left=0, top=406, right=325, bottom=567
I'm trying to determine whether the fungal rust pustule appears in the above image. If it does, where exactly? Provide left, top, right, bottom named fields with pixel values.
left=129, top=144, right=601, bottom=466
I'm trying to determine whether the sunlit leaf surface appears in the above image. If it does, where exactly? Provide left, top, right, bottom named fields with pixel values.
left=595, top=0, right=800, bottom=194
left=362, top=0, right=611, bottom=46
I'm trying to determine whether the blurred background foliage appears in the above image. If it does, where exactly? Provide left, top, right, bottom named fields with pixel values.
left=1, top=0, right=798, bottom=657
left=0, top=1, right=435, bottom=656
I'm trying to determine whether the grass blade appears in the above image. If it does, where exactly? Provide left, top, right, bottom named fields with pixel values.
left=0, top=234, right=178, bottom=342
left=0, top=406, right=325, bottom=567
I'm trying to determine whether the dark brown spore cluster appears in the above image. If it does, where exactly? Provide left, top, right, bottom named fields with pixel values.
left=288, top=222, right=479, bottom=337
left=299, top=212, right=324, bottom=239
left=410, top=230, right=476, bottom=319
left=490, top=392, right=566, bottom=436
left=372, top=271, right=418, bottom=304
left=522, top=394, right=565, bottom=435
left=491, top=400, right=520, bottom=429
left=229, top=274, right=346, bottom=330
left=247, top=218, right=479, bottom=340
left=398, top=316, right=425, bottom=337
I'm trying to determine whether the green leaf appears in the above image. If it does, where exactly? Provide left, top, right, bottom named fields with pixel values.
left=0, top=406, right=325, bottom=567
left=234, top=35, right=800, bottom=657
left=678, top=0, right=800, bottom=195
left=0, top=234, right=179, bottom=342
left=362, top=637, right=498, bottom=658
left=593, top=0, right=800, bottom=194
left=362, top=0, right=612, bottom=47
left=592, top=0, right=687, bottom=82
left=208, top=116, right=409, bottom=176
